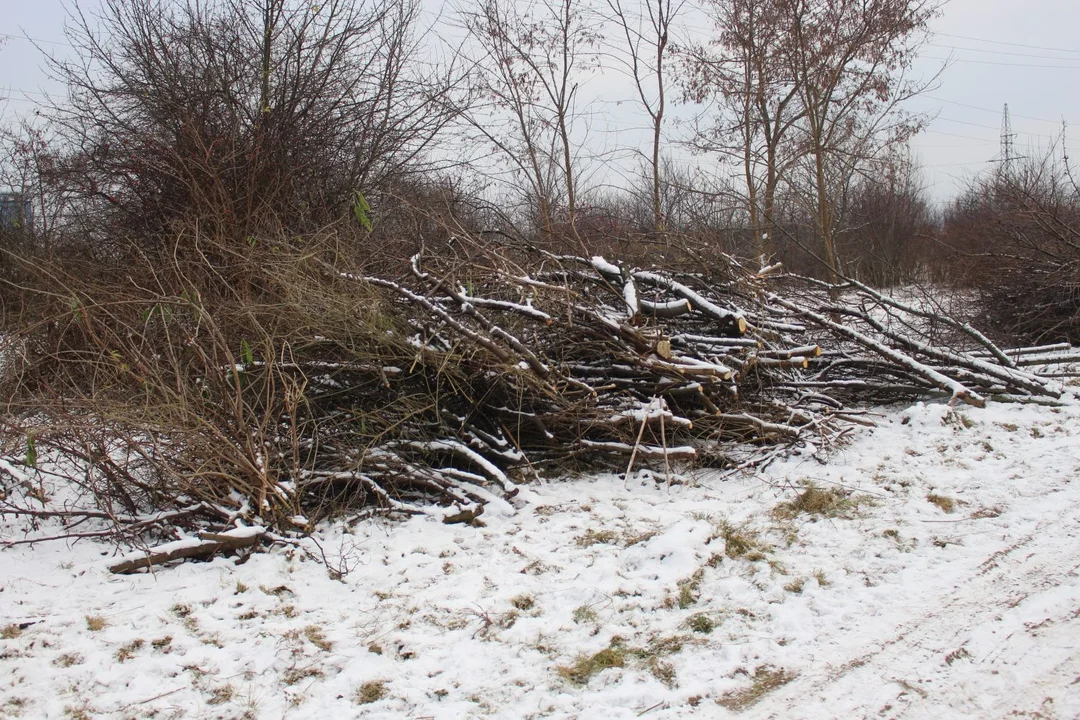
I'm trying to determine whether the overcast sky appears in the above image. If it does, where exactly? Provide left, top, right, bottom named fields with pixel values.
left=2, top=0, right=1079, bottom=204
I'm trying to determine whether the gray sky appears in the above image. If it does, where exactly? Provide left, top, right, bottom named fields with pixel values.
left=907, top=0, right=1080, bottom=205
left=2, top=0, right=1079, bottom=203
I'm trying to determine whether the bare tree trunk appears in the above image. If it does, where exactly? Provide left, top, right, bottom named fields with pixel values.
left=742, top=98, right=763, bottom=258
left=608, top=0, right=680, bottom=233
left=460, top=0, right=594, bottom=240
left=652, top=41, right=666, bottom=232
left=814, top=137, right=839, bottom=283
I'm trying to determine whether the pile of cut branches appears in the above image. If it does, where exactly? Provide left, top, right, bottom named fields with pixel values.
left=0, top=234, right=1073, bottom=570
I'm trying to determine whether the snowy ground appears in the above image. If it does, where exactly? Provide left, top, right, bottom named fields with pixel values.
left=3, top=399, right=1080, bottom=720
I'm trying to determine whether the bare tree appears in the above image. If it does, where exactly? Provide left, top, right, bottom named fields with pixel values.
left=606, top=0, right=684, bottom=232
left=942, top=145, right=1080, bottom=343
left=681, top=0, right=805, bottom=264
left=0, top=122, right=65, bottom=245
left=457, top=0, right=599, bottom=238
left=840, top=148, right=931, bottom=285
left=780, top=0, right=939, bottom=282
left=681, top=0, right=937, bottom=277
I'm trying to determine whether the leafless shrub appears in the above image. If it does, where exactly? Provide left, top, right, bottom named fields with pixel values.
left=941, top=152, right=1080, bottom=345
left=837, top=153, right=934, bottom=287
left=42, top=0, right=458, bottom=247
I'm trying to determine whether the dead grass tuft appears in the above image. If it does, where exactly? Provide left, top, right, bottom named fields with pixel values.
left=115, top=639, right=145, bottom=662
left=623, top=529, right=658, bottom=547
left=647, top=658, right=677, bottom=687
left=283, top=665, right=325, bottom=686
left=686, top=613, right=715, bottom=634
left=927, top=493, right=956, bottom=513
left=510, top=594, right=535, bottom=611
left=773, top=485, right=862, bottom=519
left=716, top=521, right=770, bottom=561
left=355, top=680, right=388, bottom=704
left=207, top=684, right=235, bottom=705
left=558, top=644, right=627, bottom=685
left=304, top=625, right=333, bottom=652
left=677, top=569, right=706, bottom=609
left=53, top=653, right=83, bottom=668
left=2, top=697, right=28, bottom=717
left=717, top=665, right=796, bottom=711
left=572, top=605, right=598, bottom=624
left=558, top=634, right=691, bottom=686
left=575, top=529, right=619, bottom=547
left=170, top=603, right=193, bottom=617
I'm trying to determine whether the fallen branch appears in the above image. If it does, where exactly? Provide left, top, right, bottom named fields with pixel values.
left=108, top=526, right=267, bottom=574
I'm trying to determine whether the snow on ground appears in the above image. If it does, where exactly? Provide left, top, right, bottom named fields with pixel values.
left=3, top=399, right=1080, bottom=720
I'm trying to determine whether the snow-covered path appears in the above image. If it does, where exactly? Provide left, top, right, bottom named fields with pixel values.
left=2, top=400, right=1079, bottom=719
left=754, top=416, right=1080, bottom=719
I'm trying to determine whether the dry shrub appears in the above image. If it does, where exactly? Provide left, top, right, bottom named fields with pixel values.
left=837, top=156, right=934, bottom=287
left=1, top=211, right=834, bottom=542
left=1, top=220, right=513, bottom=532
left=941, top=156, right=1080, bottom=345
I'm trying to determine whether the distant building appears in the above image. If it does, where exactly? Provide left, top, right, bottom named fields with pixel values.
left=0, top=192, right=32, bottom=230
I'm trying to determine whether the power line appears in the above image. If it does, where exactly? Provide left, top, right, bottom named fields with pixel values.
left=929, top=116, right=1056, bottom=141
left=924, top=96, right=1063, bottom=124
left=1, top=88, right=55, bottom=100
left=923, top=160, right=990, bottom=168
left=934, top=32, right=1080, bottom=56
left=928, top=43, right=1080, bottom=62
left=934, top=116, right=1002, bottom=131
left=917, top=141, right=998, bottom=148
left=923, top=55, right=1080, bottom=69
left=922, top=129, right=996, bottom=142
left=0, top=32, right=70, bottom=48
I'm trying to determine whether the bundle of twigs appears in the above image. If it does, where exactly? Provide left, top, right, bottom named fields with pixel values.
left=0, top=237, right=1074, bottom=569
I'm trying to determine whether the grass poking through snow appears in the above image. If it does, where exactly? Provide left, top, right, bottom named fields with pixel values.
left=355, top=680, right=387, bottom=704
left=558, top=644, right=627, bottom=685
left=717, top=665, right=797, bottom=711
left=927, top=493, right=957, bottom=513
left=773, top=485, right=867, bottom=520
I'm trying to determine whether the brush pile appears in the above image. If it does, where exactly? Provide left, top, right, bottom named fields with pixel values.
left=0, top=238, right=1074, bottom=567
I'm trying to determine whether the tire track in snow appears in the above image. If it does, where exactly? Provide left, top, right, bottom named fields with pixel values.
left=753, top=477, right=1080, bottom=720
